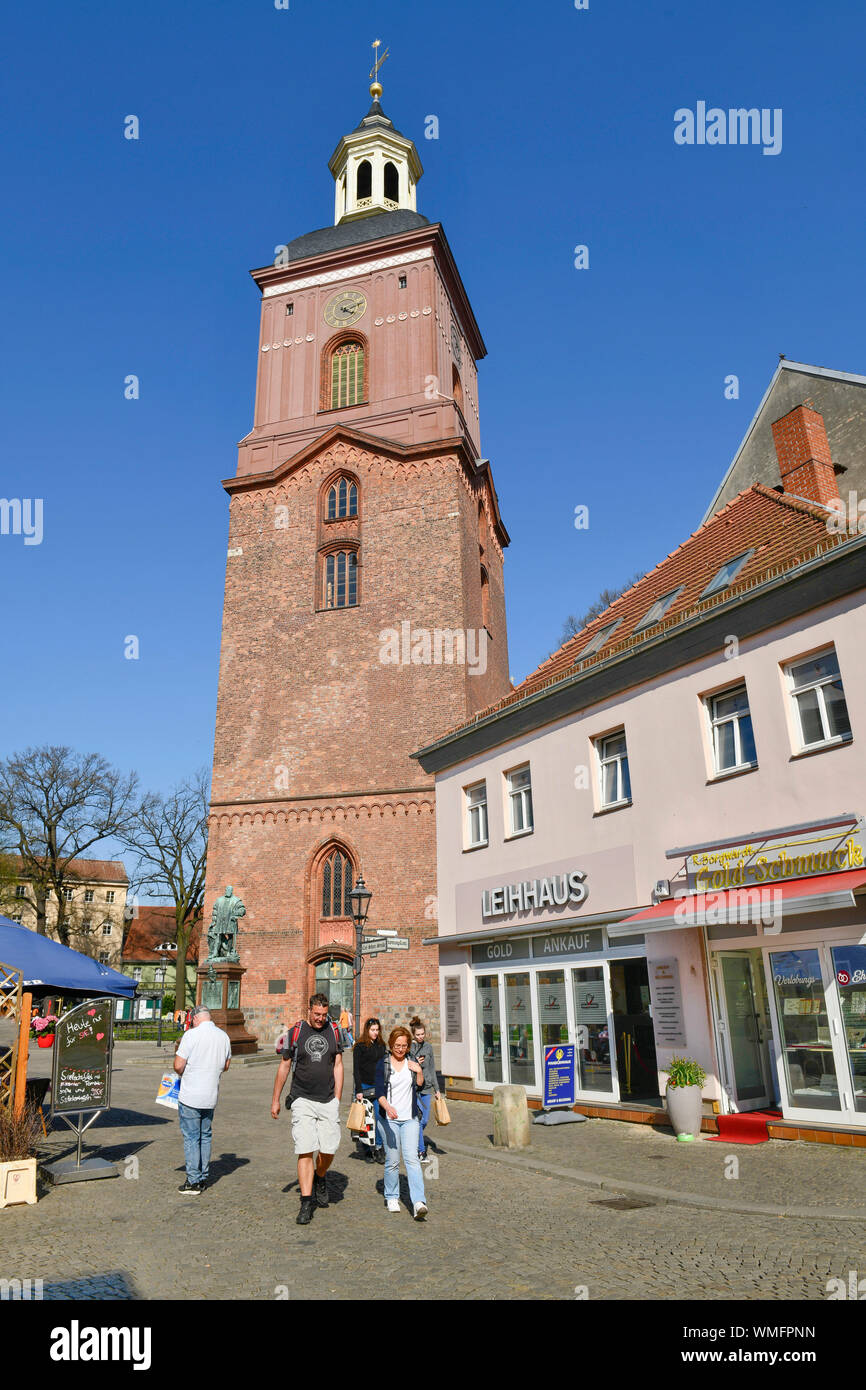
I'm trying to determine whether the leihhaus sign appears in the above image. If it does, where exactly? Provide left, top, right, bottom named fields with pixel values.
left=686, top=823, right=864, bottom=893
left=482, top=870, right=587, bottom=920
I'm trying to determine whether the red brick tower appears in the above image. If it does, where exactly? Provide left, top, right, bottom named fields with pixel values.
left=204, top=80, right=510, bottom=1044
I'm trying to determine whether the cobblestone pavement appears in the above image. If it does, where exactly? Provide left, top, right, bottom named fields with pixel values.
left=3, top=1053, right=866, bottom=1301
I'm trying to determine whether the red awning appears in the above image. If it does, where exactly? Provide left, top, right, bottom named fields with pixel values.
left=608, top=869, right=866, bottom=936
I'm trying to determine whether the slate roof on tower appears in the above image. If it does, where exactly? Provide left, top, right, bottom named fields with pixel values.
left=352, top=97, right=404, bottom=136
left=280, top=208, right=430, bottom=263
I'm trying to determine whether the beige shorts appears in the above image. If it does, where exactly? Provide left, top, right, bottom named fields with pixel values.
left=290, top=1096, right=341, bottom=1156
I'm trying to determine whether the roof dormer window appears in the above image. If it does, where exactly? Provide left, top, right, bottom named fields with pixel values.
left=701, top=550, right=755, bottom=598
left=634, top=586, right=684, bottom=632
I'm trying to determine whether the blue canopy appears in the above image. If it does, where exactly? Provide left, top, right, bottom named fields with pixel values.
left=0, top=916, right=137, bottom=997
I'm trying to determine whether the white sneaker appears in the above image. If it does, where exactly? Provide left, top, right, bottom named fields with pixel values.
left=413, top=1201, right=428, bottom=1221
left=386, top=1198, right=401, bottom=1213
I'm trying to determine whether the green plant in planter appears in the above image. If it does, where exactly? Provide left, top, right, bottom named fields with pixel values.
left=0, top=1103, right=42, bottom=1162
left=665, top=1056, right=707, bottom=1089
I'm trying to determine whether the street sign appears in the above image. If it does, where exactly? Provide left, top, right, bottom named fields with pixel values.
left=376, top=929, right=398, bottom=937
left=360, top=938, right=388, bottom=955
left=386, top=937, right=410, bottom=950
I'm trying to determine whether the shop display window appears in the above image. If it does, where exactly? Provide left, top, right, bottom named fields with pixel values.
left=536, top=970, right=568, bottom=1049
left=572, top=965, right=613, bottom=1093
left=769, top=949, right=838, bottom=1110
left=504, top=972, right=535, bottom=1087
left=475, top=975, right=503, bottom=1083
left=830, top=945, right=866, bottom=1113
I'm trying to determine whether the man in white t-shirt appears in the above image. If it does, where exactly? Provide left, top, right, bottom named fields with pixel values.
left=173, top=1005, right=232, bottom=1194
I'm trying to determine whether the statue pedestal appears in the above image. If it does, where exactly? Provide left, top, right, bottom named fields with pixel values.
left=196, top=962, right=258, bottom=1055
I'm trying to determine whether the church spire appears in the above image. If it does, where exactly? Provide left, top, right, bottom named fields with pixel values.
left=328, top=40, right=423, bottom=226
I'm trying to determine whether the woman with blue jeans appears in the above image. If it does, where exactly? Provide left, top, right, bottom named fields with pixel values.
left=375, top=1026, right=428, bottom=1221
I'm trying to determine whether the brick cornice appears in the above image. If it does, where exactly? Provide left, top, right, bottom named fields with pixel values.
left=223, top=427, right=510, bottom=552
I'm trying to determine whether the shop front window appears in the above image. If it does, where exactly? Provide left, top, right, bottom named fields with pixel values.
left=505, top=972, right=535, bottom=1087
left=769, top=949, right=838, bottom=1110
left=830, top=945, right=866, bottom=1113
left=536, top=970, right=568, bottom=1049
left=572, top=965, right=613, bottom=1093
left=475, top=975, right=503, bottom=1083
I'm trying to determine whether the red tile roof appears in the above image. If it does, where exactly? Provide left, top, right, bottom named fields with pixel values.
left=6, top=855, right=128, bottom=884
left=440, top=484, right=848, bottom=737
left=122, top=906, right=202, bottom=963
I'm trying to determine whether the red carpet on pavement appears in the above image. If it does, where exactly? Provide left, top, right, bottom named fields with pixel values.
left=707, top=1109, right=782, bottom=1144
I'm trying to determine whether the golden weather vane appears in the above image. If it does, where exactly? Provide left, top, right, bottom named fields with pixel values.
left=369, top=38, right=389, bottom=98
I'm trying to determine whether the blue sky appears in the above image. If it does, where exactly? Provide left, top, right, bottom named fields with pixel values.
left=2, top=0, right=865, bottom=822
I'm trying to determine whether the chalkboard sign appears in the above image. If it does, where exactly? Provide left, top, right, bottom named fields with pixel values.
left=52, top=997, right=114, bottom=1115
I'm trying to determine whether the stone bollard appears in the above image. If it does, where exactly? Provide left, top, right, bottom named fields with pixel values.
left=492, top=1084, right=531, bottom=1149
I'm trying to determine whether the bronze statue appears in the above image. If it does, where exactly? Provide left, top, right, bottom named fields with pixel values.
left=206, top=885, right=246, bottom=962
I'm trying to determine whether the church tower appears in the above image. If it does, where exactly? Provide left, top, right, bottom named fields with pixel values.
left=204, top=51, right=510, bottom=1042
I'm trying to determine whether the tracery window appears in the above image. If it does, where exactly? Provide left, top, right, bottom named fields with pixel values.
left=321, top=849, right=354, bottom=918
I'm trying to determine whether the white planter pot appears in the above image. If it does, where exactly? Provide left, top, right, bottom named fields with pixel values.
left=0, top=1158, right=38, bottom=1208
left=665, top=1084, right=703, bottom=1141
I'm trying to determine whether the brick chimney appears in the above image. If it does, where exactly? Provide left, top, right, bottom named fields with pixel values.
left=770, top=402, right=839, bottom=507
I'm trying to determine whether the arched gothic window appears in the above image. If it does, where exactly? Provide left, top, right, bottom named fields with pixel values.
left=324, top=550, right=359, bottom=609
left=357, top=160, right=372, bottom=201
left=321, top=848, right=354, bottom=918
left=330, top=341, right=365, bottom=408
left=384, top=161, right=399, bottom=203
left=326, top=477, right=358, bottom=521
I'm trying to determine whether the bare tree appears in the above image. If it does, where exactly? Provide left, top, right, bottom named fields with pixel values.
left=559, top=572, right=646, bottom=647
left=120, top=771, right=209, bottom=1012
left=0, top=746, right=146, bottom=944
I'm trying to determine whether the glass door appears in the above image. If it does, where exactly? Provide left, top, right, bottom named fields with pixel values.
left=609, top=958, right=659, bottom=1100
left=718, top=953, right=771, bottom=1111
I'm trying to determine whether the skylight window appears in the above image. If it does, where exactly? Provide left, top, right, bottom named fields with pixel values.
left=577, top=618, right=622, bottom=660
left=634, top=586, right=684, bottom=632
left=701, top=550, right=755, bottom=598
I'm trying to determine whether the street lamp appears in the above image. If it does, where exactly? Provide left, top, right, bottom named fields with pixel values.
left=348, top=875, right=373, bottom=1036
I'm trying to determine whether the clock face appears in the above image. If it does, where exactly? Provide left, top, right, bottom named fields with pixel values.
left=451, top=323, right=463, bottom=369
left=324, top=290, right=367, bottom=328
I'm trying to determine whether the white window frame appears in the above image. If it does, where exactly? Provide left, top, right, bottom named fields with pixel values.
left=102, top=923, right=113, bottom=936
left=596, top=731, right=632, bottom=809
left=505, top=765, right=534, bottom=838
left=785, top=647, right=851, bottom=752
left=84, top=889, right=94, bottom=903
left=63, top=888, right=74, bottom=902
left=707, top=685, right=757, bottom=776
left=106, top=890, right=116, bottom=903
left=132, top=966, right=143, bottom=981
left=14, top=884, right=26, bottom=899
left=98, top=951, right=110, bottom=965
left=465, top=782, right=489, bottom=849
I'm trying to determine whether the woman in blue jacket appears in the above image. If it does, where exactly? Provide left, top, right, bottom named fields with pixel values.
left=375, top=1025, right=428, bottom=1220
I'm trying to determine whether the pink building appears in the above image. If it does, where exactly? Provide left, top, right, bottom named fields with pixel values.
left=414, top=401, right=866, bottom=1142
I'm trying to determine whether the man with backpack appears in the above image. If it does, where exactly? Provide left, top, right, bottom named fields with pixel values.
left=270, top=992, right=344, bottom=1226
